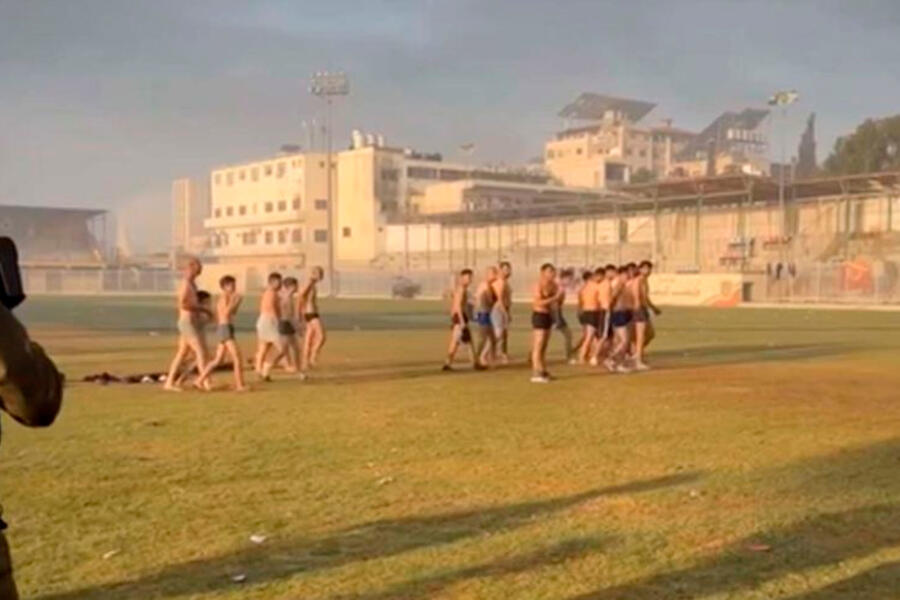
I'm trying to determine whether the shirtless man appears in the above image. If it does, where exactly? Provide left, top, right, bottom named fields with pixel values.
left=254, top=272, right=283, bottom=381
left=300, top=266, right=326, bottom=369
left=163, top=257, right=213, bottom=391
left=576, top=269, right=602, bottom=364
left=442, top=268, right=477, bottom=371
left=530, top=263, right=563, bottom=383
left=593, top=264, right=618, bottom=366
left=553, top=268, right=576, bottom=363
left=490, top=261, right=513, bottom=364
left=474, top=266, right=498, bottom=367
left=631, top=260, right=662, bottom=370
left=604, top=265, right=635, bottom=374
left=278, top=277, right=300, bottom=373
left=174, top=290, right=213, bottom=388
left=196, top=275, right=247, bottom=390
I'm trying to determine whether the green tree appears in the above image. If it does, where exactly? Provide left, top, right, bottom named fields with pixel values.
left=823, top=115, right=900, bottom=175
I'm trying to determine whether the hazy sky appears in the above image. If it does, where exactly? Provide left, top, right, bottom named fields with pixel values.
left=2, top=0, right=899, bottom=251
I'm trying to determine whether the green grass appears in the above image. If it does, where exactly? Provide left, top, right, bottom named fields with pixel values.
left=4, top=296, right=900, bottom=599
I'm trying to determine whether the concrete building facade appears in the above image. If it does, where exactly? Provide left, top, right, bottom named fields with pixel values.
left=544, top=93, right=696, bottom=187
left=203, top=152, right=332, bottom=281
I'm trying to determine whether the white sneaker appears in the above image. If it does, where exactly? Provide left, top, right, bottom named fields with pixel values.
left=633, top=361, right=651, bottom=371
left=568, top=358, right=579, bottom=365
left=603, top=359, right=617, bottom=373
left=616, top=364, right=632, bottom=374
left=530, top=375, right=550, bottom=383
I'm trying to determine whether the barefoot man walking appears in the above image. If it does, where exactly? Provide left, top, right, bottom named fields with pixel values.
left=163, top=257, right=212, bottom=391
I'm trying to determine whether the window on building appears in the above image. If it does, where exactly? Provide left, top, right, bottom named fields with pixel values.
left=291, top=229, right=302, bottom=243
left=226, top=206, right=233, bottom=217
left=546, top=150, right=555, bottom=159
left=342, top=227, right=351, bottom=238
left=277, top=200, right=286, bottom=211
left=380, top=169, right=399, bottom=182
left=265, top=202, right=273, bottom=213
left=639, top=150, right=646, bottom=158
left=221, top=233, right=229, bottom=246
left=407, top=166, right=439, bottom=179
left=576, top=148, right=583, bottom=155
left=265, top=231, right=273, bottom=244
left=215, top=208, right=221, bottom=218
left=314, top=230, right=327, bottom=243
left=239, top=205, right=246, bottom=216
left=251, top=167, right=259, bottom=181
left=226, top=172, right=233, bottom=186
left=278, top=230, right=286, bottom=244
left=439, top=169, right=465, bottom=181
left=314, top=199, right=328, bottom=210
left=239, top=170, right=246, bottom=181
left=214, top=174, right=221, bottom=185
left=277, top=162, right=286, bottom=177
left=319, top=161, right=325, bottom=168
left=264, top=164, right=272, bottom=176
left=292, top=197, right=300, bottom=210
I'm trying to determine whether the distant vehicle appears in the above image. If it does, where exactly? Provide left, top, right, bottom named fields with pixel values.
left=391, top=276, right=421, bottom=299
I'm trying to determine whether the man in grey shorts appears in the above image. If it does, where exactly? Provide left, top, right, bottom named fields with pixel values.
left=255, top=272, right=284, bottom=380
left=196, top=275, right=247, bottom=391
left=163, top=257, right=213, bottom=391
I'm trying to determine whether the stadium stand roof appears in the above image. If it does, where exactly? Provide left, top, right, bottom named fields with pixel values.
left=675, top=108, right=769, bottom=161
left=0, top=204, right=106, bottom=218
left=412, top=171, right=900, bottom=225
left=558, top=93, right=656, bottom=122
left=0, top=204, right=108, bottom=266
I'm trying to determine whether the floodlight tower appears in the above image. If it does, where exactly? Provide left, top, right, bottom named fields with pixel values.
left=768, top=89, right=799, bottom=237
left=309, top=71, right=349, bottom=296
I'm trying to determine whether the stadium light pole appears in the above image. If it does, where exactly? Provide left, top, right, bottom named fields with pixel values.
left=309, top=71, right=349, bottom=296
left=768, top=90, right=799, bottom=238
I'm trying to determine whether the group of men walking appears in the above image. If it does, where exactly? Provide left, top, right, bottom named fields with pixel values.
left=443, top=260, right=660, bottom=383
left=163, top=258, right=327, bottom=391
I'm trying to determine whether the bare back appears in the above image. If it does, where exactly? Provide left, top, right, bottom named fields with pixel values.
left=598, top=279, right=612, bottom=311
left=260, top=288, right=280, bottom=318
left=280, top=291, right=297, bottom=321
left=579, top=281, right=599, bottom=311
left=613, top=278, right=635, bottom=310
left=216, top=292, right=240, bottom=325
left=302, top=283, right=319, bottom=314
left=177, top=279, right=198, bottom=320
left=633, top=277, right=649, bottom=308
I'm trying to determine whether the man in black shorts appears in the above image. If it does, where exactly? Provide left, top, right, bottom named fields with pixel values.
left=443, top=269, right=478, bottom=370
left=530, top=263, right=562, bottom=383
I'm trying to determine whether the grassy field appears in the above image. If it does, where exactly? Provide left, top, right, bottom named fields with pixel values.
left=3, top=296, right=900, bottom=599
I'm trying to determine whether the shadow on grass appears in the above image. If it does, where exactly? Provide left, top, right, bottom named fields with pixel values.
left=651, top=342, right=859, bottom=369
left=330, top=536, right=612, bottom=600
left=563, top=438, right=900, bottom=599
left=34, top=473, right=698, bottom=600
left=306, top=343, right=858, bottom=387
left=786, top=561, right=900, bottom=599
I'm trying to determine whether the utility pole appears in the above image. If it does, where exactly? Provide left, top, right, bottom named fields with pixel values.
left=309, top=71, right=349, bottom=296
left=768, top=89, right=799, bottom=237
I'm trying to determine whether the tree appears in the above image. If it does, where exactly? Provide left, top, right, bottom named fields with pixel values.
left=630, top=167, right=657, bottom=184
left=823, top=115, right=900, bottom=175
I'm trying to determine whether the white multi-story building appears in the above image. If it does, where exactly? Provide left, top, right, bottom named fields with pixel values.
left=203, top=152, right=331, bottom=274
